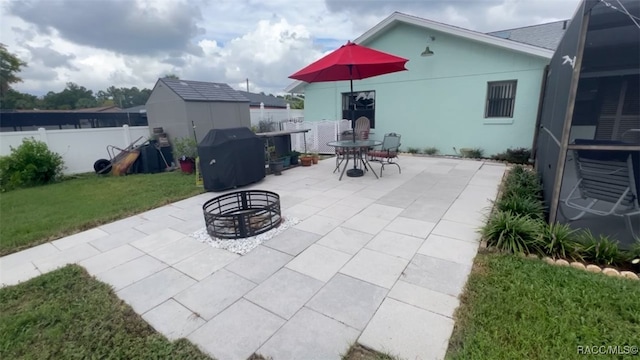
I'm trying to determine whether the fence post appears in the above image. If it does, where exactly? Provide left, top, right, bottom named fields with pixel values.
left=123, top=125, right=131, bottom=146
left=37, top=128, right=49, bottom=146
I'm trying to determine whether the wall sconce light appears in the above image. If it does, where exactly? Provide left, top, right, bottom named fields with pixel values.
left=421, top=36, right=436, bottom=57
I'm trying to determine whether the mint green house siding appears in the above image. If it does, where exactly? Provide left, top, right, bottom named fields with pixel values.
left=301, top=22, right=550, bottom=156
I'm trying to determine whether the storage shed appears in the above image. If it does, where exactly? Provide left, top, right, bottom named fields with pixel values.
left=146, top=78, right=251, bottom=143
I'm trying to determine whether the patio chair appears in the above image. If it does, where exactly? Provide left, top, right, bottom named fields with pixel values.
left=560, top=139, right=640, bottom=237
left=368, top=133, right=401, bottom=177
left=354, top=116, right=370, bottom=140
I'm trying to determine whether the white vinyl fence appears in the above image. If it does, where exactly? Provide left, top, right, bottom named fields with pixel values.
left=0, top=125, right=151, bottom=174
left=282, top=119, right=351, bottom=154
left=250, top=108, right=304, bottom=126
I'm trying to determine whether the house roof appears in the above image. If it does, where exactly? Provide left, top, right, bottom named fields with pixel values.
left=285, top=12, right=556, bottom=93
left=487, top=20, right=570, bottom=50
left=236, top=91, right=288, bottom=108
left=159, top=78, right=249, bottom=102
left=121, top=105, right=147, bottom=113
left=16, top=105, right=122, bottom=113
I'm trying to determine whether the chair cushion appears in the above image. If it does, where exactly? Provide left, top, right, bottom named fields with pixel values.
left=368, top=150, right=397, bottom=158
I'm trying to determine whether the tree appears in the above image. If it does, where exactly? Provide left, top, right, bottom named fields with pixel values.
left=283, top=94, right=304, bottom=109
left=0, top=44, right=27, bottom=99
left=163, top=74, right=179, bottom=79
left=0, top=89, right=40, bottom=110
left=41, top=82, right=96, bottom=110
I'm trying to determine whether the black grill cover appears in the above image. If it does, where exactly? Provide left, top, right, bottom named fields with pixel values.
left=198, top=127, right=265, bottom=191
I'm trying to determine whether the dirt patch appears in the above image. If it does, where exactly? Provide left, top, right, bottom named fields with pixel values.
left=342, top=344, right=396, bottom=360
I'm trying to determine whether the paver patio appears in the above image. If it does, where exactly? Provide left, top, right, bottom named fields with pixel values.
left=0, top=155, right=506, bottom=360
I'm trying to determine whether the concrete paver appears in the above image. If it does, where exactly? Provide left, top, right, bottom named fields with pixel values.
left=340, top=248, right=409, bottom=289
left=225, top=246, right=292, bottom=283
left=306, top=273, right=387, bottom=330
left=259, top=307, right=360, bottom=360
left=174, top=269, right=255, bottom=320
left=116, top=267, right=196, bottom=314
left=142, top=299, right=205, bottom=341
left=285, top=244, right=352, bottom=282
left=402, top=254, right=473, bottom=297
left=188, top=299, right=285, bottom=360
left=262, top=228, right=320, bottom=256
left=245, top=268, right=324, bottom=319
left=359, top=298, right=455, bottom=360
left=0, top=156, right=505, bottom=360
left=316, top=227, right=373, bottom=255
left=365, top=230, right=425, bottom=260
left=172, top=246, right=239, bottom=280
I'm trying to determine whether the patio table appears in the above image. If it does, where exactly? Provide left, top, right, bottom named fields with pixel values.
left=327, top=139, right=382, bottom=181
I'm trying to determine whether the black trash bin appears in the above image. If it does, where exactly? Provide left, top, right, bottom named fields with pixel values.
left=198, top=127, right=266, bottom=191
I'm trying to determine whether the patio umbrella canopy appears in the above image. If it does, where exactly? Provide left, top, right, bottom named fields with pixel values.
left=289, top=41, right=408, bottom=176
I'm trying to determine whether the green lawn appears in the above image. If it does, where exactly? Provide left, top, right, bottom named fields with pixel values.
left=0, top=265, right=211, bottom=359
left=447, top=251, right=640, bottom=360
left=0, top=172, right=204, bottom=256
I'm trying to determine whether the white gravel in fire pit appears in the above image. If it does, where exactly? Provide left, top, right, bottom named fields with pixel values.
left=189, top=216, right=301, bottom=255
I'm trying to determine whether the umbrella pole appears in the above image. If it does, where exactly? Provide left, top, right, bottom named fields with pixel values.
left=347, top=65, right=364, bottom=177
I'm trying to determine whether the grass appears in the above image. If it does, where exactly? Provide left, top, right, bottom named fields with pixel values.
left=0, top=265, right=210, bottom=359
left=447, top=252, right=640, bottom=360
left=0, top=171, right=204, bottom=255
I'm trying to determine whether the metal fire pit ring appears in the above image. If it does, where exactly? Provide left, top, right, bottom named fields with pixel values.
left=203, top=190, right=282, bottom=239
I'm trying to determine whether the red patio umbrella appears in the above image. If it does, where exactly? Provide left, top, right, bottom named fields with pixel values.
left=289, top=41, right=408, bottom=142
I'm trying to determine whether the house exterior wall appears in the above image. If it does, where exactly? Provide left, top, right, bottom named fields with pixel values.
left=302, top=23, right=550, bottom=155
left=185, top=102, right=251, bottom=142
left=145, top=82, right=190, bottom=142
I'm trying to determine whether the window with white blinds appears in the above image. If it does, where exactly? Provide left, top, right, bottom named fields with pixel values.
left=485, top=80, right=517, bottom=118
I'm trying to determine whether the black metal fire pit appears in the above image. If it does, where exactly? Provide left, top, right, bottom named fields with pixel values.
left=203, top=190, right=282, bottom=239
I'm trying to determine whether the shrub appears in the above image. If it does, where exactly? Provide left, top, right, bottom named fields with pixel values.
left=482, top=211, right=543, bottom=255
left=407, top=147, right=420, bottom=154
left=492, top=147, right=531, bottom=164
left=495, top=195, right=545, bottom=220
left=622, top=240, right=640, bottom=267
left=258, top=120, right=276, bottom=133
left=502, top=167, right=542, bottom=201
left=540, top=223, right=581, bottom=260
left=578, top=230, right=624, bottom=266
left=460, top=147, right=484, bottom=159
left=0, top=138, right=64, bottom=192
left=423, top=146, right=439, bottom=155
left=173, top=137, right=197, bottom=161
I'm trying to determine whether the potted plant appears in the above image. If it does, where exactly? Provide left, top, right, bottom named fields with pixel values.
left=290, top=150, right=301, bottom=165
left=300, top=153, right=313, bottom=167
left=266, top=145, right=284, bottom=175
left=173, top=137, right=197, bottom=174
left=311, top=152, right=319, bottom=164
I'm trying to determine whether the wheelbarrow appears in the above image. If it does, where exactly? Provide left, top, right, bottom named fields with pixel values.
left=93, top=136, right=146, bottom=175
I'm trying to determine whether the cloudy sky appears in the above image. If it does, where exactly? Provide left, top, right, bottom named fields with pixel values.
left=1, top=0, right=581, bottom=97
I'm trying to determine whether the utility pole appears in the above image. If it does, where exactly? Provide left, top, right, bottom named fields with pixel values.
left=246, top=78, right=249, bottom=92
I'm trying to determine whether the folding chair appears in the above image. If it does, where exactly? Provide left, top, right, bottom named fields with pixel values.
left=368, top=133, right=401, bottom=177
left=561, top=139, right=640, bottom=237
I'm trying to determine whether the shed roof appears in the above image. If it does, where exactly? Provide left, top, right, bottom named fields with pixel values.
left=236, top=91, right=288, bottom=108
left=159, top=78, right=249, bottom=102
left=487, top=20, right=570, bottom=50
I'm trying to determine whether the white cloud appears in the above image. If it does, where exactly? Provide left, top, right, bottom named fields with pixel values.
left=1, top=0, right=581, bottom=97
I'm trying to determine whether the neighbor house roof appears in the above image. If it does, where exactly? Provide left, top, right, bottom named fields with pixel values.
left=237, top=91, right=288, bottom=108
left=487, top=20, right=570, bottom=50
left=159, top=78, right=249, bottom=102
left=121, top=105, right=146, bottom=113
left=285, top=12, right=557, bottom=93
left=16, top=105, right=122, bottom=113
